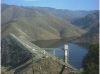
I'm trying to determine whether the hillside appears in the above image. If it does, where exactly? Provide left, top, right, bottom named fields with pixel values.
left=72, top=11, right=99, bottom=32
left=1, top=4, right=86, bottom=41
left=1, top=4, right=54, bottom=25
left=70, top=30, right=99, bottom=44
left=35, top=7, right=96, bottom=22
left=1, top=4, right=11, bottom=12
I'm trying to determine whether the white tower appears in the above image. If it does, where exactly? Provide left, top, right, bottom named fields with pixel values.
left=64, top=45, right=69, bottom=63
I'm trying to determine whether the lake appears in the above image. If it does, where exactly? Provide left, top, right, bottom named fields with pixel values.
left=32, top=39, right=89, bottom=69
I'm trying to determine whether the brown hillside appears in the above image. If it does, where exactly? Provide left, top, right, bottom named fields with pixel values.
left=1, top=4, right=86, bottom=41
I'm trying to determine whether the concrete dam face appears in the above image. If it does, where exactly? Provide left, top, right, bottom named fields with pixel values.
left=1, top=34, right=33, bottom=67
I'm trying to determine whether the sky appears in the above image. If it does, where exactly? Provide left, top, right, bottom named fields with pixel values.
left=1, top=0, right=99, bottom=10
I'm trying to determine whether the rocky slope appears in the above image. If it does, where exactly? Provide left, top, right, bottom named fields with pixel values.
left=1, top=34, right=33, bottom=67
left=17, top=57, right=79, bottom=74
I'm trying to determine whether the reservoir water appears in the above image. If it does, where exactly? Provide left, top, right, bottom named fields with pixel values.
left=68, top=43, right=88, bottom=69
left=32, top=39, right=89, bottom=69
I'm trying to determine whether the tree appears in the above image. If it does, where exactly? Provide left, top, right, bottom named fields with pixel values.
left=82, top=43, right=99, bottom=74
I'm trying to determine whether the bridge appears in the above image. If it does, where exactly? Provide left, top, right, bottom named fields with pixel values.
left=34, top=46, right=68, bottom=64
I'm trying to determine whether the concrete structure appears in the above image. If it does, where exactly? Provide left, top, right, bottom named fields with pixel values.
left=64, top=45, right=69, bottom=64
left=34, top=45, right=69, bottom=63
left=53, top=50, right=55, bottom=56
left=35, top=48, right=61, bottom=56
left=8, top=33, right=77, bottom=71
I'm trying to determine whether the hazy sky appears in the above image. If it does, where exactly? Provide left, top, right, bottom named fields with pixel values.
left=1, top=0, right=99, bottom=10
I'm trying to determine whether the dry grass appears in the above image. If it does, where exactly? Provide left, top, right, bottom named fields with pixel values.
left=2, top=4, right=86, bottom=41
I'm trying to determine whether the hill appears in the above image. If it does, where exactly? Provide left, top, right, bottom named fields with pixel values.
left=1, top=4, right=86, bottom=41
left=72, top=11, right=99, bottom=32
left=35, top=7, right=97, bottom=22
left=70, top=30, right=99, bottom=44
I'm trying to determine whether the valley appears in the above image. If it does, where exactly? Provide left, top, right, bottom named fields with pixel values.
left=1, top=3, right=99, bottom=74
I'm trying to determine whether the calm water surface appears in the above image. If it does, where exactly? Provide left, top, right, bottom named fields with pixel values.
left=33, top=39, right=89, bottom=69
left=68, top=43, right=88, bottom=69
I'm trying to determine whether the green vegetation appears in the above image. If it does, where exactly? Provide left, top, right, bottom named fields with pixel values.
left=82, top=43, right=99, bottom=74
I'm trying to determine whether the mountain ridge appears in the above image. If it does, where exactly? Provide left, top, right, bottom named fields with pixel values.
left=2, top=3, right=97, bottom=23
left=1, top=4, right=87, bottom=41
left=72, top=11, right=99, bottom=31
left=35, top=7, right=97, bottom=22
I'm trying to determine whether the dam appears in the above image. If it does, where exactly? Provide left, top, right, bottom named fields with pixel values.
left=2, top=33, right=83, bottom=74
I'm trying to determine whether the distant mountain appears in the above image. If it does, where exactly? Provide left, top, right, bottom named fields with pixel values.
left=1, top=4, right=11, bottom=12
left=1, top=4, right=86, bottom=41
left=35, top=7, right=97, bottom=22
left=1, top=4, right=53, bottom=25
left=70, top=30, right=99, bottom=43
left=72, top=11, right=99, bottom=32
